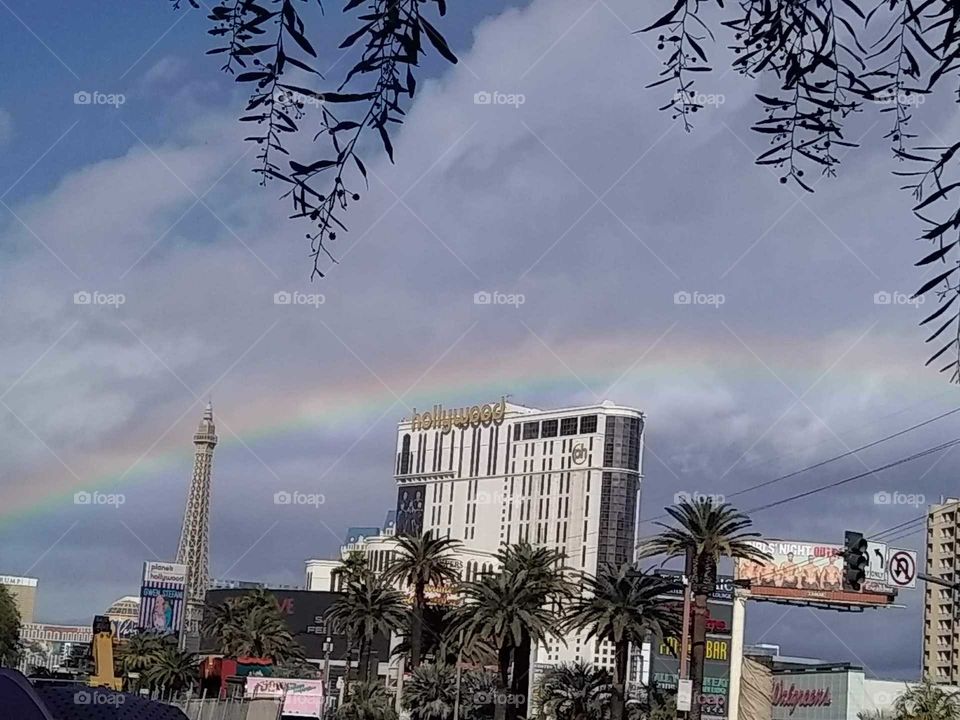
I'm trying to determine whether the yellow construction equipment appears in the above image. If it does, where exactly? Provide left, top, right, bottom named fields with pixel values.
left=88, top=615, right=122, bottom=690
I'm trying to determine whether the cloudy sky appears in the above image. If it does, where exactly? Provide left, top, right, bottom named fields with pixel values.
left=1, top=0, right=957, bottom=679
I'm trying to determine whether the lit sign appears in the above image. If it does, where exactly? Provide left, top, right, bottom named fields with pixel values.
left=772, top=681, right=832, bottom=715
left=411, top=398, right=506, bottom=433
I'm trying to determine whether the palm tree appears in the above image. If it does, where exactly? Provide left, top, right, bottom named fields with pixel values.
left=495, top=543, right=574, bottom=712
left=402, top=662, right=458, bottom=720
left=144, top=643, right=198, bottom=693
left=337, top=680, right=398, bottom=720
left=384, top=531, right=463, bottom=669
left=537, top=661, right=612, bottom=720
left=117, top=632, right=164, bottom=690
left=447, top=569, right=564, bottom=720
left=334, top=550, right=372, bottom=590
left=204, top=589, right=306, bottom=663
left=327, top=574, right=407, bottom=686
left=894, top=679, right=960, bottom=720
left=639, top=498, right=770, bottom=720
left=627, top=683, right=676, bottom=720
left=565, top=566, right=681, bottom=720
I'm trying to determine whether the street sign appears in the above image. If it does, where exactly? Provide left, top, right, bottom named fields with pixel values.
left=677, top=679, right=693, bottom=712
left=865, top=541, right=888, bottom=583
left=886, top=548, right=917, bottom=589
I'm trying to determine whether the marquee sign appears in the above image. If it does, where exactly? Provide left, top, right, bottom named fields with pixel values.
left=410, top=398, right=506, bottom=433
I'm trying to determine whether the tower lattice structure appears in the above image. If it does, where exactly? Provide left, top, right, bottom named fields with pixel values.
left=176, top=401, right=217, bottom=641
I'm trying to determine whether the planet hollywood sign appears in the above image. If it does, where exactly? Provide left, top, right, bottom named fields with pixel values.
left=772, top=681, right=832, bottom=715
left=411, top=398, right=506, bottom=433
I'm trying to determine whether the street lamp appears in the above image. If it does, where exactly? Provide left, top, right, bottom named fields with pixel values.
left=322, top=636, right=334, bottom=688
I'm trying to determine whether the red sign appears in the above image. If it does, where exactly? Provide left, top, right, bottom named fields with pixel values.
left=772, top=681, right=832, bottom=715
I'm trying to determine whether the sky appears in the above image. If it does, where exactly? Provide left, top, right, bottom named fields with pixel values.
left=0, top=0, right=957, bottom=681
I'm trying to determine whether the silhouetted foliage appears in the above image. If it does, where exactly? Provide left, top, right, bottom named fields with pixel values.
left=172, top=0, right=457, bottom=279
left=170, top=0, right=960, bottom=380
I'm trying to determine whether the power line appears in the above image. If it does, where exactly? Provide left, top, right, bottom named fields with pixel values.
left=638, top=406, right=960, bottom=527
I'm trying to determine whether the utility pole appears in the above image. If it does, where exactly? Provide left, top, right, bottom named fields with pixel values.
left=678, top=547, right=695, bottom=718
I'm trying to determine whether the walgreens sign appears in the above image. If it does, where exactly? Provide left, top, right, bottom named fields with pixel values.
left=772, top=681, right=832, bottom=715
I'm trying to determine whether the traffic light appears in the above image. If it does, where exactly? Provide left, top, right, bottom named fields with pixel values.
left=843, top=530, right=869, bottom=591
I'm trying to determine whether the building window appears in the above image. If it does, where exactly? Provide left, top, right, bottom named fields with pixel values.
left=513, top=424, right=521, bottom=441
left=523, top=422, right=540, bottom=440
left=541, top=419, right=559, bottom=437
left=560, top=417, right=578, bottom=436
left=580, top=415, right=598, bottom=434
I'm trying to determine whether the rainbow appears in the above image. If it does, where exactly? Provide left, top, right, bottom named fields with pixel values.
left=0, top=327, right=946, bottom=528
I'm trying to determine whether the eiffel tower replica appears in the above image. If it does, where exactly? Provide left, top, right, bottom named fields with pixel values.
left=176, top=401, right=217, bottom=651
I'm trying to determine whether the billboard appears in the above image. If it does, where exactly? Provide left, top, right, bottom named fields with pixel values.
left=650, top=579, right=733, bottom=718
left=652, top=635, right=730, bottom=718
left=735, top=540, right=895, bottom=607
left=246, top=677, right=325, bottom=718
left=203, top=589, right=391, bottom=662
left=138, top=561, right=187, bottom=635
left=396, top=484, right=426, bottom=536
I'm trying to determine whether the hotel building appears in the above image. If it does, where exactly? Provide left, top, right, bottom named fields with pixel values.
left=923, top=497, right=960, bottom=683
left=392, top=397, right=645, bottom=670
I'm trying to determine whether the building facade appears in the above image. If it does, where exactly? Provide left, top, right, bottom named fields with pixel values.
left=0, top=575, right=37, bottom=624
left=392, top=398, right=645, bottom=670
left=923, top=497, right=960, bottom=683
left=767, top=664, right=960, bottom=720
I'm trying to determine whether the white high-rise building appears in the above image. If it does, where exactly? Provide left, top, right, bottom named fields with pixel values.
left=392, top=397, right=645, bottom=670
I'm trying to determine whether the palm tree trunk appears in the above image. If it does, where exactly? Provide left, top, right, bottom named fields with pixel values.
left=611, top=638, right=628, bottom=720
left=508, top=632, right=531, bottom=720
left=358, top=636, right=369, bottom=683
left=494, top=644, right=512, bottom=720
left=411, top=581, right=425, bottom=670
left=689, top=590, right=708, bottom=720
